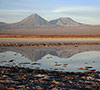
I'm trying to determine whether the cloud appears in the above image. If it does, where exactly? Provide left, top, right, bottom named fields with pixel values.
left=0, top=9, right=33, bottom=13
left=51, top=6, right=100, bottom=24
left=0, top=9, right=34, bottom=23
left=52, top=7, right=100, bottom=13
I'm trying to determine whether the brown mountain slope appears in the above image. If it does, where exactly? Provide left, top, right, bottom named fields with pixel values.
left=49, top=17, right=85, bottom=26
left=0, top=22, right=6, bottom=26
left=0, top=25, right=100, bottom=35
left=0, top=13, right=100, bottom=35
left=0, top=13, right=50, bottom=29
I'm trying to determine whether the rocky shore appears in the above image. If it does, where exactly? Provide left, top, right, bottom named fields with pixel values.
left=0, top=66, right=100, bottom=90
left=0, top=42, right=100, bottom=47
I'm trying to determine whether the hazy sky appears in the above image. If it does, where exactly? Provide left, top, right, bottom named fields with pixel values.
left=0, top=0, right=100, bottom=24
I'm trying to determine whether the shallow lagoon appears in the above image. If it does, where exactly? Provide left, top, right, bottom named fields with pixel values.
left=0, top=37, right=100, bottom=72
left=0, top=51, right=100, bottom=72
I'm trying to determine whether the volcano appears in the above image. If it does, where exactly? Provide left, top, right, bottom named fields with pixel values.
left=0, top=13, right=50, bottom=29
left=16, top=13, right=49, bottom=27
left=49, top=17, right=84, bottom=26
left=0, top=13, right=100, bottom=35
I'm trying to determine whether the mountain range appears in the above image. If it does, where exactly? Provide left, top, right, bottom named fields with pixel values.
left=49, top=17, right=85, bottom=26
left=0, top=22, right=6, bottom=26
left=0, top=13, right=100, bottom=35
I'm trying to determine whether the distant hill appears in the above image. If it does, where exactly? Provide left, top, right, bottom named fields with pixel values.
left=49, top=17, right=85, bottom=26
left=0, top=13, right=50, bottom=29
left=0, top=13, right=85, bottom=29
left=0, top=13, right=100, bottom=35
left=0, top=22, right=6, bottom=26
left=16, top=13, right=50, bottom=27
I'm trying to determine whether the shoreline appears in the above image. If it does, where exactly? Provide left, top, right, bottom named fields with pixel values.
left=1, top=35, right=100, bottom=38
left=0, top=42, right=100, bottom=47
left=0, top=66, right=100, bottom=89
left=0, top=37, right=100, bottom=46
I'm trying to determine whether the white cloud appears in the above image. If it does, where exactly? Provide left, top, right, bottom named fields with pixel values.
left=52, top=7, right=100, bottom=13
left=0, top=9, right=34, bottom=23
left=0, top=9, right=33, bottom=13
left=51, top=6, right=100, bottom=24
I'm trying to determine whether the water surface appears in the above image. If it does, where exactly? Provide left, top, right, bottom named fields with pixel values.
left=0, top=51, right=100, bottom=72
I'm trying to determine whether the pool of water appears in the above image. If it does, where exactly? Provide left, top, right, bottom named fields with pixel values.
left=0, top=51, right=100, bottom=72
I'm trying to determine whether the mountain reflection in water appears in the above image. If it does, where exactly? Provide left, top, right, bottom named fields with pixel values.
left=0, top=51, right=100, bottom=72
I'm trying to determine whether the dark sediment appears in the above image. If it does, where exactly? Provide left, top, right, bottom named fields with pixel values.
left=0, top=66, right=100, bottom=90
left=0, top=42, right=100, bottom=47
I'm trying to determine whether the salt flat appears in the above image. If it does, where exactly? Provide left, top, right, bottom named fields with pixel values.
left=0, top=38, right=100, bottom=43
